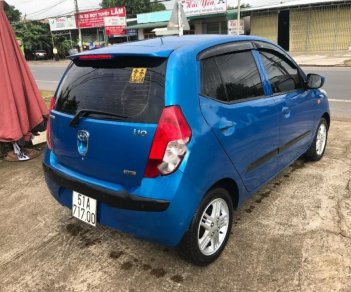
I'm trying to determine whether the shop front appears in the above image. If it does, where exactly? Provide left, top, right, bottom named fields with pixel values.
left=49, top=6, right=128, bottom=51
left=127, top=1, right=232, bottom=39
left=243, top=0, right=351, bottom=52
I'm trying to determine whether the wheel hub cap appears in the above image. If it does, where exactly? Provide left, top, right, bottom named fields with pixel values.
left=197, top=198, right=230, bottom=256
left=316, top=123, right=327, bottom=155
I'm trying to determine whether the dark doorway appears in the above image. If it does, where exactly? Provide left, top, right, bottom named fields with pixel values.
left=278, top=10, right=290, bottom=51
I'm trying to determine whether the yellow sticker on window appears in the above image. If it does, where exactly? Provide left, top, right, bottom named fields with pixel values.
left=129, top=68, right=147, bottom=84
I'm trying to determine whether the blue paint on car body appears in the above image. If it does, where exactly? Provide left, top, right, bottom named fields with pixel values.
left=43, top=35, right=330, bottom=260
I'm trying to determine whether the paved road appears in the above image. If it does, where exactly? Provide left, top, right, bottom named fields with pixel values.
left=29, top=61, right=69, bottom=91
left=302, top=67, right=351, bottom=120
left=29, top=62, right=351, bottom=119
left=302, top=66, right=351, bottom=101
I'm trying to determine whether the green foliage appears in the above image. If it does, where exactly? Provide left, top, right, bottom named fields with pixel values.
left=101, top=0, right=165, bottom=18
left=150, top=2, right=166, bottom=12
left=53, top=36, right=74, bottom=57
left=4, top=2, right=51, bottom=58
left=228, top=3, right=251, bottom=9
left=101, top=0, right=149, bottom=17
left=4, top=2, right=21, bottom=23
left=12, top=21, right=52, bottom=58
left=8, top=15, right=75, bottom=58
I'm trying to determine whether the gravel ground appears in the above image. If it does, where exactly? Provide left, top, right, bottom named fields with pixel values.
left=0, top=121, right=350, bottom=292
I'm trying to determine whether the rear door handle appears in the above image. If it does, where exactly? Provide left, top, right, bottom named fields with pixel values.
left=219, top=121, right=234, bottom=130
left=218, top=120, right=236, bottom=136
left=282, top=106, right=291, bottom=118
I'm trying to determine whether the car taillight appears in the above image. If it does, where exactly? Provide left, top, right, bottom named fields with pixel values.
left=46, top=97, right=56, bottom=150
left=144, top=106, right=192, bottom=178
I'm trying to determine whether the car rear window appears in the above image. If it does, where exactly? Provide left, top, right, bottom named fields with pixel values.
left=55, top=56, right=167, bottom=123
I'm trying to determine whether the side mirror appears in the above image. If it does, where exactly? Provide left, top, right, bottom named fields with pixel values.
left=306, top=73, right=325, bottom=89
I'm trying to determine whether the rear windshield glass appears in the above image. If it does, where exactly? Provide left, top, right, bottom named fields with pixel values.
left=55, top=57, right=167, bottom=123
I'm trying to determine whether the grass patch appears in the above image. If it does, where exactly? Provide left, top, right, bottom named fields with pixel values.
left=40, top=90, right=54, bottom=107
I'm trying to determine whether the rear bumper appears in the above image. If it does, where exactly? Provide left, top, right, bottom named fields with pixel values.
left=43, top=163, right=169, bottom=212
left=42, top=149, right=202, bottom=246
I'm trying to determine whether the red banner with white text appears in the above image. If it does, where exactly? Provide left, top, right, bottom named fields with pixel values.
left=77, top=7, right=126, bottom=35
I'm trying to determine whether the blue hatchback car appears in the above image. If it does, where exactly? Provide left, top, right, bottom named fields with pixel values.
left=43, top=35, right=330, bottom=265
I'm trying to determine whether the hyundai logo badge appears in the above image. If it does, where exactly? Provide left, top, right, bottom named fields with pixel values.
left=77, top=130, right=90, bottom=157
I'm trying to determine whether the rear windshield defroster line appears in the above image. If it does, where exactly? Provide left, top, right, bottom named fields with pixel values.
left=55, top=56, right=167, bottom=124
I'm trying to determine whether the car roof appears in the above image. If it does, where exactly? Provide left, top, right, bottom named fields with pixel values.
left=71, top=35, right=274, bottom=59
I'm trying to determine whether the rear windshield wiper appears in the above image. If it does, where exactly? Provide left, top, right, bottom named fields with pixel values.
left=70, top=109, right=128, bottom=128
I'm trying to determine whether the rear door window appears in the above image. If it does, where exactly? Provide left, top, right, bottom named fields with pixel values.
left=200, top=51, right=264, bottom=103
left=200, top=57, right=227, bottom=102
left=55, top=57, right=166, bottom=123
left=215, top=51, right=264, bottom=102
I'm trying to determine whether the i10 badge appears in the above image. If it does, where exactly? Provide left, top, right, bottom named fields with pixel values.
left=72, top=191, right=97, bottom=226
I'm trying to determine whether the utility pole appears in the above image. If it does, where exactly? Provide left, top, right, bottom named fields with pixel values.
left=237, top=0, right=241, bottom=35
left=178, top=0, right=183, bottom=36
left=74, top=0, right=83, bottom=52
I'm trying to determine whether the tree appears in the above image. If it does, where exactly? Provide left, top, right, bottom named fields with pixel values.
left=4, top=2, right=21, bottom=23
left=228, top=3, right=251, bottom=9
left=53, top=35, right=75, bottom=58
left=5, top=3, right=74, bottom=58
left=150, top=2, right=166, bottom=12
left=11, top=21, right=52, bottom=59
left=101, top=0, right=165, bottom=18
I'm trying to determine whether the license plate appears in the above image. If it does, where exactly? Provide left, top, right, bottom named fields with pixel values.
left=72, top=191, right=97, bottom=226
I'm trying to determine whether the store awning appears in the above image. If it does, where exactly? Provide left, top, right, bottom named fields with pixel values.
left=152, top=27, right=179, bottom=36
left=127, top=21, right=169, bottom=30
left=188, top=12, right=226, bottom=21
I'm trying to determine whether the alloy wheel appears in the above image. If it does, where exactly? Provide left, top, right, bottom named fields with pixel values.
left=197, top=198, right=230, bottom=256
left=316, top=123, right=327, bottom=155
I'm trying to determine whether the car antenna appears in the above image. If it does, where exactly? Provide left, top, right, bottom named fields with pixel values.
left=160, top=37, right=164, bottom=45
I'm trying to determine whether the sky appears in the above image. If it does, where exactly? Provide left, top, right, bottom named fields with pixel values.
left=5, top=0, right=289, bottom=20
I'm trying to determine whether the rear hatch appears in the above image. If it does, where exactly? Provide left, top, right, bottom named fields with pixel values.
left=50, top=55, right=167, bottom=187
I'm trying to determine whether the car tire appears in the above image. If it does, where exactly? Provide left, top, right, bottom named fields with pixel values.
left=305, top=118, right=328, bottom=161
left=179, top=187, right=233, bottom=266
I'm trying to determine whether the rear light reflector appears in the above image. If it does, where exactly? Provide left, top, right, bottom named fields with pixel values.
left=79, top=54, right=113, bottom=60
left=144, top=106, right=192, bottom=178
left=46, top=97, right=56, bottom=150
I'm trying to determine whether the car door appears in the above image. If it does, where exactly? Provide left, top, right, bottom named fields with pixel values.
left=199, top=45, right=280, bottom=193
left=257, top=49, right=316, bottom=168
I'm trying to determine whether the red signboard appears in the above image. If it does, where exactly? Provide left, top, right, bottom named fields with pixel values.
left=78, top=7, right=126, bottom=29
left=105, top=26, right=125, bottom=36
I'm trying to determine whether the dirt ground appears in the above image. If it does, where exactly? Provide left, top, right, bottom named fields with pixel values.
left=0, top=121, right=350, bottom=292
